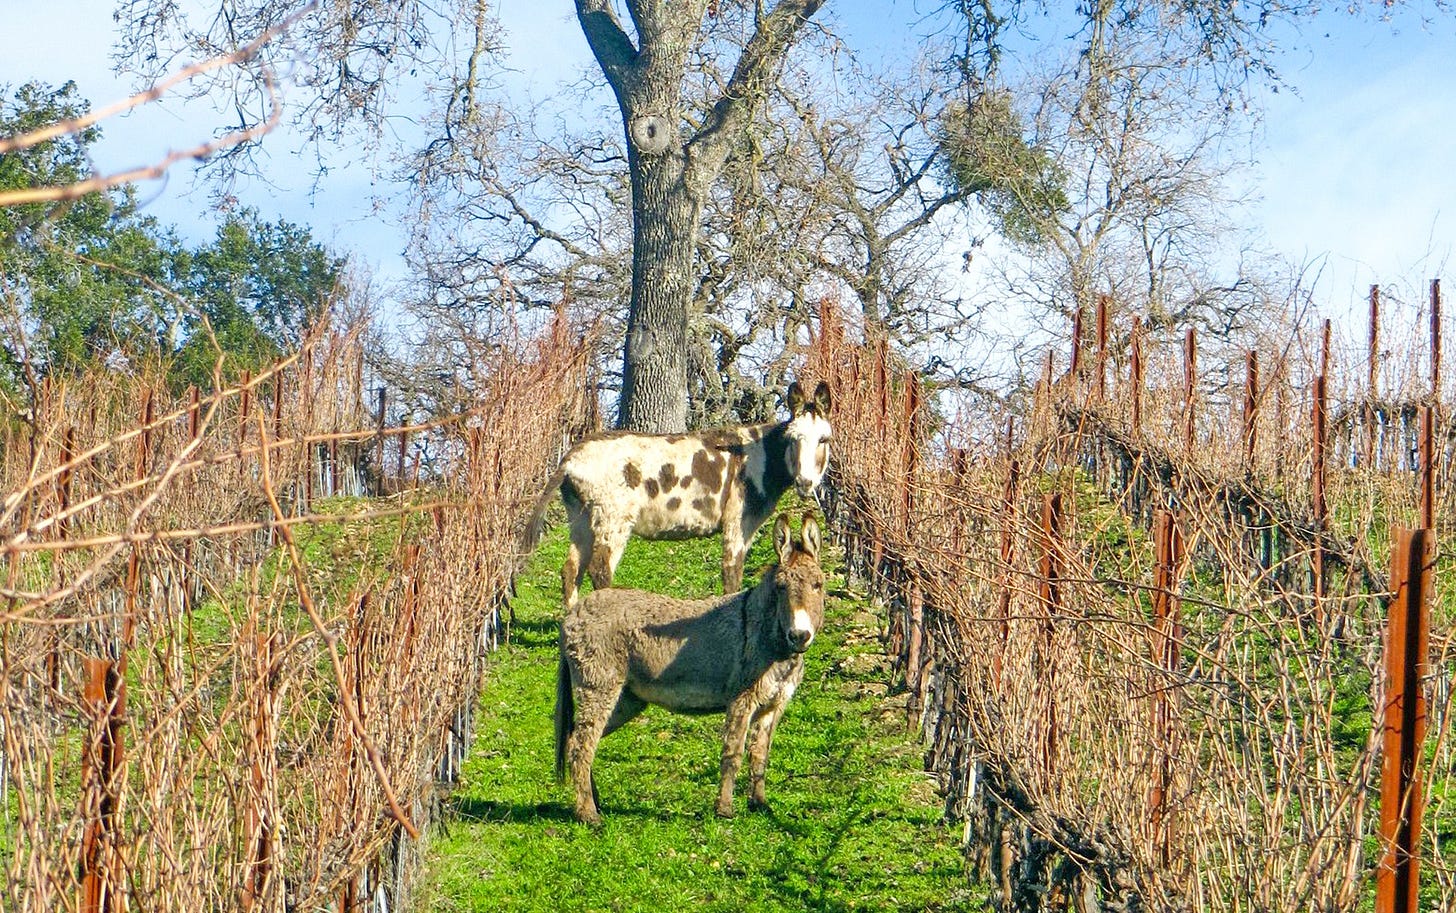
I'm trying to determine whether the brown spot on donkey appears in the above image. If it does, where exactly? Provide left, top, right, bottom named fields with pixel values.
left=555, top=514, right=825, bottom=825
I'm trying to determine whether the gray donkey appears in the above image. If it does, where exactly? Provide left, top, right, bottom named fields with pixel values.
left=555, top=513, right=825, bottom=825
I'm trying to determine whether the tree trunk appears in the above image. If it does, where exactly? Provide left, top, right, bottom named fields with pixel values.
left=620, top=136, right=697, bottom=433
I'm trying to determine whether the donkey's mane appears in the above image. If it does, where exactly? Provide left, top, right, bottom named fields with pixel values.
left=699, top=420, right=780, bottom=451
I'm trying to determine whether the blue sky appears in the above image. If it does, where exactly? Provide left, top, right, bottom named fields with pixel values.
left=3, top=2, right=1453, bottom=330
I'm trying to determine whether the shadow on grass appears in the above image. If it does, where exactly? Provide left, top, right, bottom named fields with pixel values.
left=451, top=795, right=687, bottom=827
left=451, top=796, right=580, bottom=825
left=505, top=616, right=561, bottom=650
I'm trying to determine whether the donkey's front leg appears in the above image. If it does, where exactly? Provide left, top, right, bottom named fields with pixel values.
left=715, top=697, right=755, bottom=818
left=721, top=521, right=747, bottom=594
left=720, top=459, right=747, bottom=593
left=746, top=706, right=783, bottom=812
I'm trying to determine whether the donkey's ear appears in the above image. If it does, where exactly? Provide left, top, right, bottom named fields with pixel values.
left=773, top=514, right=793, bottom=561
left=800, top=513, right=822, bottom=559
left=811, top=381, right=832, bottom=416
left=785, top=381, right=806, bottom=416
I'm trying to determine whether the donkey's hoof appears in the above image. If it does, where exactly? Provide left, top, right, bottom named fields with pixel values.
left=575, top=808, right=603, bottom=827
left=714, top=801, right=736, bottom=819
left=747, top=797, right=772, bottom=814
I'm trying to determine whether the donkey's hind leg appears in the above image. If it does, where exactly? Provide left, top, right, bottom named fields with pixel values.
left=586, top=518, right=631, bottom=592
left=566, top=696, right=611, bottom=826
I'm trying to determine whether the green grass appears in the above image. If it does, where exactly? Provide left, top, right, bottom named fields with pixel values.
left=419, top=524, right=985, bottom=913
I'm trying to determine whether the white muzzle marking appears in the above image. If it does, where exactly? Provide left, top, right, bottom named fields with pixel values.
left=791, top=609, right=815, bottom=647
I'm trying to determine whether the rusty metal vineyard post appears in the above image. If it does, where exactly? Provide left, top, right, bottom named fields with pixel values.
left=1377, top=526, right=1432, bottom=913
left=1130, top=316, right=1144, bottom=437
left=50, top=425, right=76, bottom=693
left=1070, top=306, right=1084, bottom=387
left=1183, top=328, right=1197, bottom=458
left=1095, top=294, right=1109, bottom=402
left=237, top=369, right=253, bottom=488
left=1313, top=326, right=1329, bottom=612
left=1431, top=279, right=1442, bottom=406
left=1368, top=286, right=1380, bottom=469
left=1243, top=350, right=1259, bottom=474
left=1148, top=510, right=1185, bottom=867
left=80, top=656, right=125, bottom=913
left=375, top=386, right=388, bottom=494
left=242, top=632, right=281, bottom=912
left=1038, top=492, right=1064, bottom=780
left=903, top=373, right=926, bottom=729
left=996, top=420, right=1019, bottom=690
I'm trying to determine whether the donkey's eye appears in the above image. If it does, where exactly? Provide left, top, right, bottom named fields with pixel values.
left=812, top=581, right=823, bottom=592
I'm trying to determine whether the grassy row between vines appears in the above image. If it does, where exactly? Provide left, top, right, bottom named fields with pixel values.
left=418, top=520, right=987, bottom=913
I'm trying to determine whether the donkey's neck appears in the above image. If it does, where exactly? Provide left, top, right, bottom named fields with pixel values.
left=742, top=422, right=795, bottom=519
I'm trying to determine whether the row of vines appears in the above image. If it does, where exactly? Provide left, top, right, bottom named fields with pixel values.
left=0, top=310, right=595, bottom=912
left=807, top=287, right=1455, bottom=911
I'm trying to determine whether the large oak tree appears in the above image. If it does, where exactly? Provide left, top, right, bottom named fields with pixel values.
left=574, top=0, right=825, bottom=432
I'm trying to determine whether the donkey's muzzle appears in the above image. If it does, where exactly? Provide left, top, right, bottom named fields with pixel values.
left=787, top=628, right=813, bottom=653
left=795, top=479, right=817, bottom=498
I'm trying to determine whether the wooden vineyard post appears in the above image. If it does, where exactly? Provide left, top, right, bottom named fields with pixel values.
left=875, top=339, right=890, bottom=463
left=80, top=657, right=125, bottom=913
left=869, top=345, right=889, bottom=586
left=902, top=373, right=921, bottom=529
left=301, top=345, right=315, bottom=508
left=1038, top=492, right=1064, bottom=779
left=1130, top=316, right=1144, bottom=436
left=1368, top=286, right=1381, bottom=469
left=950, top=448, right=969, bottom=557
left=1430, top=279, right=1443, bottom=520
left=1148, top=510, right=1185, bottom=867
left=1377, top=527, right=1432, bottom=913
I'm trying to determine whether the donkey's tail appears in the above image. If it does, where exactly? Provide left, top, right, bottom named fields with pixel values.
left=522, top=464, right=568, bottom=552
left=554, top=626, right=573, bottom=784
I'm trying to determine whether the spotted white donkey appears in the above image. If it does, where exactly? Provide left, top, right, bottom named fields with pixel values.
left=525, top=381, right=833, bottom=607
